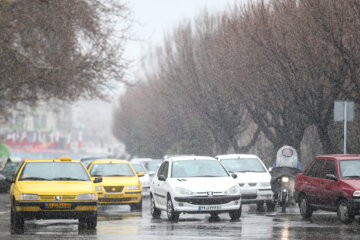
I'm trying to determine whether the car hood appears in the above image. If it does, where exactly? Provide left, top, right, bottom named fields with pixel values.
left=169, top=177, right=237, bottom=192
left=17, top=181, right=94, bottom=195
left=342, top=179, right=360, bottom=190
left=235, top=172, right=271, bottom=183
left=93, top=176, right=140, bottom=186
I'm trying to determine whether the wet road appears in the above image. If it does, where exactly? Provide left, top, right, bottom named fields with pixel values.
left=1, top=193, right=360, bottom=240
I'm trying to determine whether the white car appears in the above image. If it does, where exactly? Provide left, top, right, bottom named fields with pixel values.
left=130, top=162, right=151, bottom=196
left=216, top=154, right=274, bottom=211
left=150, top=156, right=242, bottom=222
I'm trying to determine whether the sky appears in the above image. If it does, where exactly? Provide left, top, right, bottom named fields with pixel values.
left=123, top=0, right=238, bottom=82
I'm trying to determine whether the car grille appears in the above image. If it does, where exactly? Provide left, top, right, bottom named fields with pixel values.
left=39, top=195, right=76, bottom=201
left=98, top=198, right=132, bottom=203
left=177, top=197, right=237, bottom=205
left=241, top=194, right=257, bottom=200
left=104, top=186, right=124, bottom=193
left=248, top=183, right=257, bottom=187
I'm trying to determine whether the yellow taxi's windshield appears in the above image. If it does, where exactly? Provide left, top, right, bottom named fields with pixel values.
left=90, top=163, right=135, bottom=177
left=19, top=162, right=90, bottom=181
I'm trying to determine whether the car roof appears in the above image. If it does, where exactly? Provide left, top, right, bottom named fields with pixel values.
left=167, top=156, right=216, bottom=162
left=316, top=154, right=360, bottom=161
left=90, top=159, right=129, bottom=164
left=215, top=154, right=260, bottom=159
left=24, top=159, right=80, bottom=163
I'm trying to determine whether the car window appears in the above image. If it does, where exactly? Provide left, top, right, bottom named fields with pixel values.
left=90, top=163, right=135, bottom=177
left=163, top=162, right=169, bottom=178
left=171, top=160, right=229, bottom=178
left=303, top=160, right=316, bottom=176
left=323, top=160, right=337, bottom=178
left=157, top=161, right=167, bottom=177
left=19, top=162, right=90, bottom=181
left=339, top=159, right=360, bottom=179
left=220, top=158, right=266, bottom=172
left=305, top=159, right=325, bottom=178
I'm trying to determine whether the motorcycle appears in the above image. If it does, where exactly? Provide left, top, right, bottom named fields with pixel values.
left=269, top=146, right=301, bottom=212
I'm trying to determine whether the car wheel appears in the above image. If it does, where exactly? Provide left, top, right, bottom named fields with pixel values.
left=256, top=201, right=265, bottom=211
left=229, top=204, right=242, bottom=221
left=86, top=213, right=97, bottom=229
left=150, top=194, right=161, bottom=219
left=337, top=199, right=354, bottom=224
left=266, top=201, right=275, bottom=212
left=166, top=195, right=179, bottom=222
left=10, top=202, right=24, bottom=234
left=130, top=198, right=143, bottom=211
left=299, top=194, right=313, bottom=219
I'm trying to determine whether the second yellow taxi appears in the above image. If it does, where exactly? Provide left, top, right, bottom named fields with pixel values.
left=87, top=159, right=143, bottom=210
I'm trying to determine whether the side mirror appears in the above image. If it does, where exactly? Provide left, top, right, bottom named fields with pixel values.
left=137, top=172, right=145, bottom=177
left=158, top=175, right=166, bottom=181
left=268, top=167, right=273, bottom=172
left=231, top=173, right=238, bottom=179
left=93, top=177, right=103, bottom=183
left=324, top=174, right=337, bottom=181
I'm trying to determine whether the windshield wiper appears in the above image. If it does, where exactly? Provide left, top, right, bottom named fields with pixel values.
left=343, top=175, right=360, bottom=179
left=51, top=177, right=87, bottom=181
left=22, top=177, right=50, bottom=181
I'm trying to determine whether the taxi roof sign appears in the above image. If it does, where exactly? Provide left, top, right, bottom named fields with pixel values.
left=59, top=156, right=72, bottom=162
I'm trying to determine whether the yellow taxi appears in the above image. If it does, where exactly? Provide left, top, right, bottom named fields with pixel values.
left=8, top=157, right=101, bottom=233
left=87, top=159, right=143, bottom=210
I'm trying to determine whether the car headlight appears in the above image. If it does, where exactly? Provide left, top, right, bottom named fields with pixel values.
left=127, top=185, right=141, bottom=190
left=175, top=187, right=194, bottom=196
left=77, top=193, right=97, bottom=200
left=353, top=190, right=360, bottom=198
left=224, top=185, right=240, bottom=195
left=19, top=194, right=39, bottom=201
left=260, top=182, right=270, bottom=187
left=95, top=186, right=102, bottom=191
left=281, top=177, right=289, bottom=183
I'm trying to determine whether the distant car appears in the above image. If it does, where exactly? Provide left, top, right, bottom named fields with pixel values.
left=130, top=162, right=150, bottom=196
left=0, top=158, right=22, bottom=192
left=8, top=156, right=99, bottom=233
left=88, top=159, right=143, bottom=211
left=81, top=155, right=112, bottom=169
left=150, top=156, right=242, bottom=222
left=216, top=154, right=274, bottom=211
left=295, top=154, right=360, bottom=223
left=131, top=158, right=162, bottom=180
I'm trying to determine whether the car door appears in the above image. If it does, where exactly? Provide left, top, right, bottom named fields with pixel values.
left=319, top=159, right=339, bottom=210
left=152, top=161, right=169, bottom=209
left=302, top=159, right=325, bottom=205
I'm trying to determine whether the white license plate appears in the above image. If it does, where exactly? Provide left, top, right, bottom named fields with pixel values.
left=198, top=205, right=222, bottom=211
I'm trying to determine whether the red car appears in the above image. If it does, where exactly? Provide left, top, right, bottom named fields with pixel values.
left=294, top=154, right=360, bottom=223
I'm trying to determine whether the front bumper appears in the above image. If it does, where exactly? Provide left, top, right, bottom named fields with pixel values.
left=348, top=198, right=360, bottom=213
left=173, top=195, right=241, bottom=213
left=241, top=188, right=273, bottom=204
left=15, top=201, right=97, bottom=220
left=97, top=191, right=142, bottom=205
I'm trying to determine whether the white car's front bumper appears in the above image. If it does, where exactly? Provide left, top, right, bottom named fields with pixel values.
left=241, top=188, right=273, bottom=204
left=172, top=195, right=241, bottom=213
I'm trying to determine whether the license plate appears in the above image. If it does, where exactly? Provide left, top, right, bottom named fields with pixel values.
left=198, top=205, right=221, bottom=211
left=45, top=203, right=72, bottom=209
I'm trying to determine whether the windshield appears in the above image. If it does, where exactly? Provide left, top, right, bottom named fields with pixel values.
left=3, top=162, right=20, bottom=173
left=220, top=158, right=266, bottom=173
left=90, top=163, right=135, bottom=177
left=339, top=160, right=360, bottom=179
left=81, top=159, right=94, bottom=168
left=144, top=160, right=162, bottom=172
left=19, top=162, right=90, bottom=181
left=171, top=160, right=229, bottom=178
left=131, top=163, right=146, bottom=173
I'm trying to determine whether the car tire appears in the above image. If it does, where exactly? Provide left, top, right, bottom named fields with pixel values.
left=299, top=194, right=313, bottom=219
left=229, top=204, right=242, bottom=221
left=337, top=199, right=354, bottom=224
left=266, top=201, right=275, bottom=212
left=166, top=195, right=179, bottom=222
left=10, top=202, right=24, bottom=234
left=86, top=213, right=97, bottom=229
left=150, top=194, right=161, bottom=219
left=256, top=201, right=265, bottom=211
left=130, top=199, right=143, bottom=211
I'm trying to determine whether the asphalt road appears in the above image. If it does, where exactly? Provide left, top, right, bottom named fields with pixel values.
left=1, top=193, right=360, bottom=239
